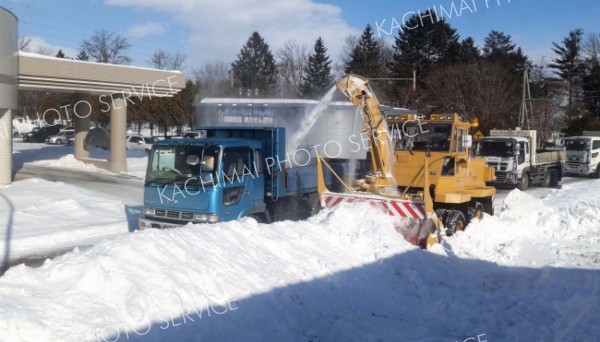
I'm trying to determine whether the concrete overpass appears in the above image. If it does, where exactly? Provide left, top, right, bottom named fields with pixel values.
left=0, top=6, right=186, bottom=185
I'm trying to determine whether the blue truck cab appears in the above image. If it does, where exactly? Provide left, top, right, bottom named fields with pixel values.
left=139, top=126, right=334, bottom=229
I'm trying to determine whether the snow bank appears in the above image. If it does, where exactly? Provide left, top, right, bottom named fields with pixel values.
left=432, top=180, right=600, bottom=269
left=0, top=204, right=413, bottom=341
left=3, top=134, right=598, bottom=342
left=0, top=181, right=599, bottom=341
left=31, top=154, right=102, bottom=172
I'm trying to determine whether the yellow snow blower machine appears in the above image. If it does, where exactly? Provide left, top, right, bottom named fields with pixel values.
left=317, top=75, right=496, bottom=248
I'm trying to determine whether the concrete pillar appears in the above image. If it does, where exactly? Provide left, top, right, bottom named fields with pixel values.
left=0, top=7, right=18, bottom=185
left=0, top=110, right=13, bottom=185
left=109, top=95, right=127, bottom=172
left=73, top=94, right=91, bottom=160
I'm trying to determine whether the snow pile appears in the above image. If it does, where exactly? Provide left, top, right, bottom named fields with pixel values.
left=0, top=179, right=130, bottom=260
left=31, top=154, right=102, bottom=172
left=0, top=185, right=599, bottom=341
left=434, top=180, right=600, bottom=269
left=0, top=204, right=412, bottom=341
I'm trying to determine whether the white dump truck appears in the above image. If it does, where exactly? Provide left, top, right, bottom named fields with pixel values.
left=475, top=129, right=564, bottom=190
left=563, top=131, right=600, bottom=178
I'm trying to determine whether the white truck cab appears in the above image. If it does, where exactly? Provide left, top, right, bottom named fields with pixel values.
left=563, top=131, right=600, bottom=178
left=475, top=129, right=563, bottom=190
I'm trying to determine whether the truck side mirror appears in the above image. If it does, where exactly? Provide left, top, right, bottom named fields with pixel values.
left=201, top=155, right=215, bottom=172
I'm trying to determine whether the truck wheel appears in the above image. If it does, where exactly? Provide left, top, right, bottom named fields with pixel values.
left=542, top=170, right=552, bottom=187
left=248, top=213, right=267, bottom=223
left=444, top=210, right=466, bottom=237
left=481, top=198, right=494, bottom=216
left=467, top=201, right=484, bottom=223
left=434, top=208, right=448, bottom=222
left=549, top=169, right=560, bottom=187
left=517, top=173, right=529, bottom=191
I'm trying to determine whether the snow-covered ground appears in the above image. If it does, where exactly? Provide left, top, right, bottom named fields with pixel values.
left=12, top=139, right=148, bottom=179
left=1, top=140, right=147, bottom=261
left=1, top=140, right=599, bottom=341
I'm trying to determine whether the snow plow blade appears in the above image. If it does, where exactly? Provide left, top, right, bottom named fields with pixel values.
left=316, top=154, right=444, bottom=248
left=321, top=191, right=443, bottom=248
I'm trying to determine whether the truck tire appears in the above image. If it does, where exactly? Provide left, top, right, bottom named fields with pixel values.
left=517, top=172, right=529, bottom=191
left=549, top=169, right=560, bottom=187
left=444, top=210, right=466, bottom=237
left=435, top=208, right=448, bottom=225
left=542, top=170, right=552, bottom=187
left=248, top=213, right=267, bottom=223
left=467, top=201, right=484, bottom=223
left=481, top=198, right=494, bottom=216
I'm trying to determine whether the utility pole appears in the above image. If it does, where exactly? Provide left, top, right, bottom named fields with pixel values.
left=519, top=68, right=534, bottom=130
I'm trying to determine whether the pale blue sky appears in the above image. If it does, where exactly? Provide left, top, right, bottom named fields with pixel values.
left=1, top=0, right=597, bottom=74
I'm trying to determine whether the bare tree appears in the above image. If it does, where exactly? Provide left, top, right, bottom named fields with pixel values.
left=425, top=62, right=521, bottom=132
left=582, top=32, right=600, bottom=63
left=276, top=40, right=308, bottom=98
left=35, top=46, right=53, bottom=56
left=334, top=35, right=359, bottom=76
left=18, top=36, right=32, bottom=52
left=148, top=49, right=186, bottom=70
left=81, top=29, right=132, bottom=64
left=193, top=60, right=233, bottom=98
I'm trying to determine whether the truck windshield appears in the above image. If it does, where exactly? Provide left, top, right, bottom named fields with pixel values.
left=145, top=145, right=220, bottom=185
left=564, top=139, right=589, bottom=152
left=475, top=141, right=514, bottom=157
left=390, top=122, right=452, bottom=152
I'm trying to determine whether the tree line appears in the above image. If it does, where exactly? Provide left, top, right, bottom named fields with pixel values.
left=16, top=10, right=600, bottom=138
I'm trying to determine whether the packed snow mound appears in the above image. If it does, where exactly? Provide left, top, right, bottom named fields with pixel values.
left=0, top=204, right=414, bottom=341
left=0, top=184, right=599, bottom=341
left=31, top=154, right=101, bottom=171
left=432, top=181, right=600, bottom=269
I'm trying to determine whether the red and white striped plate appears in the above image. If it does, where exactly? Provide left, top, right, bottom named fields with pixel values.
left=322, top=192, right=426, bottom=220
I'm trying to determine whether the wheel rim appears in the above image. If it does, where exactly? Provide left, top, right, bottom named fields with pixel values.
left=456, top=219, right=465, bottom=231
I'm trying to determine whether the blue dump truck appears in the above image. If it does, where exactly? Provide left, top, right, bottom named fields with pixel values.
left=139, top=126, right=339, bottom=227
left=139, top=98, right=415, bottom=229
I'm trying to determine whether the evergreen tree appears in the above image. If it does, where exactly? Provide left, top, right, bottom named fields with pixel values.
left=344, top=25, right=384, bottom=77
left=550, top=29, right=585, bottom=110
left=231, top=32, right=278, bottom=97
left=300, top=37, right=334, bottom=99
left=387, top=10, right=459, bottom=106
left=76, top=50, right=89, bottom=61
left=582, top=62, right=600, bottom=118
left=55, top=49, right=66, bottom=58
left=390, top=10, right=459, bottom=79
left=458, top=37, right=481, bottom=63
left=482, top=30, right=529, bottom=70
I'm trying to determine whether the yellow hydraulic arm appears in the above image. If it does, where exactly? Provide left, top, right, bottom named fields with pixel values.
left=335, top=75, right=394, bottom=191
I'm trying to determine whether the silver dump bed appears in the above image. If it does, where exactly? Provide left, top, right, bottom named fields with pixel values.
left=195, top=98, right=415, bottom=160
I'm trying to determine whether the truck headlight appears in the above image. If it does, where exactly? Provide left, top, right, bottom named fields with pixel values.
left=193, top=214, right=220, bottom=223
left=144, top=208, right=155, bottom=216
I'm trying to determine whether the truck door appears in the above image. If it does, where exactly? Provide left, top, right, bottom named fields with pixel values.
left=220, top=148, right=255, bottom=221
left=518, top=141, right=527, bottom=165
left=592, top=140, right=600, bottom=169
